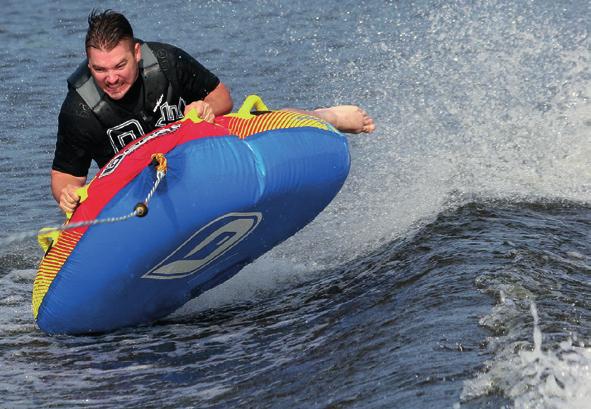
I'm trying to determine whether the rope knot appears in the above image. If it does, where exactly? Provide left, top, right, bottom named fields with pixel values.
left=151, top=153, right=168, bottom=174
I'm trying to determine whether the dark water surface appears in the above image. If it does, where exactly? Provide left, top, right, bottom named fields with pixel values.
left=1, top=1, right=589, bottom=408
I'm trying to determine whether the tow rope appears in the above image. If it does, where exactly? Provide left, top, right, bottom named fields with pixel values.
left=37, top=153, right=167, bottom=252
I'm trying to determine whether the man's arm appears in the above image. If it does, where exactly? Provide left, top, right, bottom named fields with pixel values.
left=51, top=170, right=87, bottom=214
left=204, top=82, right=233, bottom=115
left=184, top=82, right=233, bottom=122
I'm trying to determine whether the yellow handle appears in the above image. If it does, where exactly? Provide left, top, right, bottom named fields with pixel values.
left=65, top=185, right=90, bottom=221
left=38, top=228, right=60, bottom=253
left=236, top=95, right=269, bottom=117
left=38, top=184, right=90, bottom=251
left=181, top=107, right=205, bottom=124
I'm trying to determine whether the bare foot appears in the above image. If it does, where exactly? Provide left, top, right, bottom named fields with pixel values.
left=313, top=105, right=376, bottom=134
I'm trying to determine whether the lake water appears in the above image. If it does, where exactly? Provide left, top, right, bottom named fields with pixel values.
left=0, top=1, right=589, bottom=408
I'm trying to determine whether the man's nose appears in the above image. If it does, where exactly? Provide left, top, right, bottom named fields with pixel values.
left=105, top=71, right=117, bottom=83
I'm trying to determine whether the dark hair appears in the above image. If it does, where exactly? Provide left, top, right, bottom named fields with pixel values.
left=85, top=9, right=134, bottom=51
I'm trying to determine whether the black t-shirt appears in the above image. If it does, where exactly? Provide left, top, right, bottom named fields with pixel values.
left=53, top=42, right=220, bottom=177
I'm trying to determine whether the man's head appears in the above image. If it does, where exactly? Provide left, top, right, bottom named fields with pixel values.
left=86, top=9, right=141, bottom=100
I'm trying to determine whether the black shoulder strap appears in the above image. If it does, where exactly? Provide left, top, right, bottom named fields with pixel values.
left=140, top=42, right=159, bottom=76
left=67, top=60, right=103, bottom=111
left=139, top=43, right=173, bottom=112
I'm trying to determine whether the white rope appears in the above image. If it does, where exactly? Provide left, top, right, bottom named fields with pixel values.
left=44, top=169, right=166, bottom=234
left=143, top=170, right=166, bottom=207
left=0, top=161, right=168, bottom=248
left=56, top=171, right=166, bottom=231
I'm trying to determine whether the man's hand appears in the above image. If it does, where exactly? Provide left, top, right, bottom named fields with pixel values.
left=59, top=184, right=81, bottom=214
left=51, top=170, right=86, bottom=214
left=183, top=83, right=234, bottom=121
left=184, top=100, right=215, bottom=123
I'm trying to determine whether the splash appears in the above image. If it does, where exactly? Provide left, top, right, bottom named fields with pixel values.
left=460, top=301, right=591, bottom=408
left=250, top=0, right=591, bottom=274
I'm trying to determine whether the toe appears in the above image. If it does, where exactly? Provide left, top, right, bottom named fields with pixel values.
left=362, top=114, right=376, bottom=133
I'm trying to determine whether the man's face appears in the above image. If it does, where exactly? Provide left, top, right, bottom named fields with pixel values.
left=87, top=39, right=141, bottom=100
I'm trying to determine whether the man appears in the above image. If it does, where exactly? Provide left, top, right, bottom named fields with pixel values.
left=52, top=10, right=375, bottom=214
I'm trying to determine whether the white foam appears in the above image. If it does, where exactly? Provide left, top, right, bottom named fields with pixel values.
left=460, top=302, right=591, bottom=408
left=172, top=254, right=313, bottom=314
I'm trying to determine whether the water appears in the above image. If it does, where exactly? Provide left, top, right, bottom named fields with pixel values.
left=0, top=0, right=590, bottom=407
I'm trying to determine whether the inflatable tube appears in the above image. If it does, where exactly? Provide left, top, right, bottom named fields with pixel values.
left=33, top=96, right=350, bottom=335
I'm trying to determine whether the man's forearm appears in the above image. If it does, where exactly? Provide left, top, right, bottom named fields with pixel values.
left=204, top=82, right=233, bottom=116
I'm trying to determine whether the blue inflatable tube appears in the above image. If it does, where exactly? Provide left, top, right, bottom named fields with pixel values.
left=33, top=96, right=350, bottom=335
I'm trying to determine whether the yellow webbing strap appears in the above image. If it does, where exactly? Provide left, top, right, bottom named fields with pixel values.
left=65, top=185, right=90, bottom=221
left=181, top=107, right=204, bottom=124
left=38, top=184, right=90, bottom=252
left=229, top=95, right=270, bottom=119
left=37, top=228, right=60, bottom=253
left=181, top=95, right=270, bottom=123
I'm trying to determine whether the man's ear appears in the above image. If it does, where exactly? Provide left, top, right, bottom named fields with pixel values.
left=134, top=42, right=142, bottom=63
